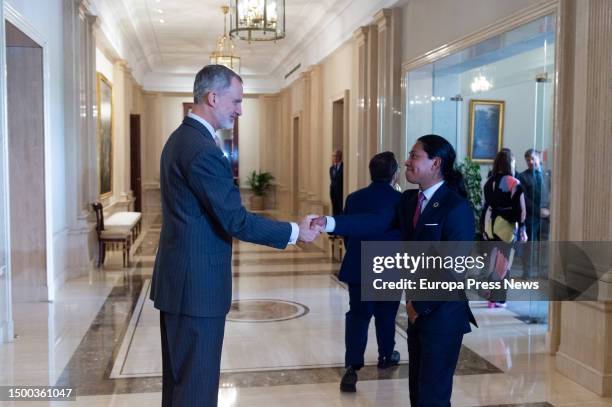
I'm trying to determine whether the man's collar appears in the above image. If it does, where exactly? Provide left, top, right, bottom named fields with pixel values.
left=420, top=179, right=445, bottom=201
left=187, top=112, right=218, bottom=141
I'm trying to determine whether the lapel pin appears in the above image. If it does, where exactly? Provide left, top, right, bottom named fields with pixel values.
left=433, top=202, right=439, bottom=208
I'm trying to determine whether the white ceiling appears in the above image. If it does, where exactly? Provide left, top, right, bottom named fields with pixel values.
left=91, top=0, right=404, bottom=92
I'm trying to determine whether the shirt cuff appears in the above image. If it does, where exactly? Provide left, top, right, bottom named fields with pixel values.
left=288, top=222, right=299, bottom=245
left=324, top=216, right=336, bottom=233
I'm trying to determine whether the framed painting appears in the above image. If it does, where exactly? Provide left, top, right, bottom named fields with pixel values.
left=468, top=99, right=505, bottom=163
left=97, top=73, right=113, bottom=198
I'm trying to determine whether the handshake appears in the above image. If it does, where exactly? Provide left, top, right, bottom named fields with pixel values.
left=297, top=215, right=328, bottom=243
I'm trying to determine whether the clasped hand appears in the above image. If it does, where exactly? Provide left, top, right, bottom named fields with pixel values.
left=297, top=215, right=327, bottom=243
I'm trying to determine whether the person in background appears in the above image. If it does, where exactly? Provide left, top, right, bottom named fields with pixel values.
left=487, top=148, right=517, bottom=178
left=329, top=150, right=344, bottom=216
left=480, top=149, right=527, bottom=308
left=518, top=149, right=550, bottom=278
left=338, top=152, right=403, bottom=393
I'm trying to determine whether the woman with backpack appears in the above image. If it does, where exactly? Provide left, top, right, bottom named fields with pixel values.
left=481, top=149, right=527, bottom=308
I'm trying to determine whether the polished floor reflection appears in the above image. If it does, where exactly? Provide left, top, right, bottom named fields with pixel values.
left=1, top=222, right=611, bottom=406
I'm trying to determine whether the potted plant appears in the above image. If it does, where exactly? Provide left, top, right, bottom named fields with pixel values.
left=457, top=157, right=483, bottom=231
left=246, top=170, right=275, bottom=210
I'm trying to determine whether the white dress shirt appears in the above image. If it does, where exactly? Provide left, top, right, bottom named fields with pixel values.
left=418, top=179, right=445, bottom=213
left=187, top=112, right=223, bottom=149
left=187, top=112, right=299, bottom=244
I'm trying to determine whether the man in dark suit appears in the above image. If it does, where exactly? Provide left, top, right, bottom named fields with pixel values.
left=313, top=135, right=477, bottom=406
left=518, top=149, right=550, bottom=277
left=150, top=65, right=321, bottom=407
left=329, top=150, right=344, bottom=216
left=338, top=152, right=402, bottom=393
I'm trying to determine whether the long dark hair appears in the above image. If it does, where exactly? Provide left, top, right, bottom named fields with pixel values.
left=492, top=149, right=514, bottom=176
left=417, top=134, right=467, bottom=197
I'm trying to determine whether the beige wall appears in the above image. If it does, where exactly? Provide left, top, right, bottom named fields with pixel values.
left=239, top=97, right=261, bottom=187
left=94, top=46, right=148, bottom=214
left=401, top=0, right=549, bottom=63
left=259, top=40, right=355, bottom=218
left=321, top=42, right=355, bottom=203
left=95, top=47, right=113, bottom=82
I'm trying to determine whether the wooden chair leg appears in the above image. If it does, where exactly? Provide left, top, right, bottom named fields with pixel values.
left=100, top=241, right=107, bottom=267
left=126, top=240, right=131, bottom=267
left=97, top=241, right=103, bottom=268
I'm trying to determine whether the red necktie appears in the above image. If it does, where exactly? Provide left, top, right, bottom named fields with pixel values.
left=412, top=192, right=426, bottom=228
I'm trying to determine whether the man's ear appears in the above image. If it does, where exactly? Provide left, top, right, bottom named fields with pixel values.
left=206, top=91, right=216, bottom=107
left=432, top=156, right=442, bottom=170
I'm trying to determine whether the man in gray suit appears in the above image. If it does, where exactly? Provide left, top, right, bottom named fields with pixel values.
left=150, top=65, right=320, bottom=406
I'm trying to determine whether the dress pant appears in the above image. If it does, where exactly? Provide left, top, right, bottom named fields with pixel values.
left=408, top=324, right=464, bottom=407
left=160, top=312, right=226, bottom=407
left=345, top=284, right=400, bottom=369
left=521, top=219, right=541, bottom=278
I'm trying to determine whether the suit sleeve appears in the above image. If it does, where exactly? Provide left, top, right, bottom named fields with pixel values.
left=342, top=194, right=354, bottom=246
left=333, top=204, right=398, bottom=237
left=186, top=149, right=292, bottom=249
left=444, top=199, right=476, bottom=241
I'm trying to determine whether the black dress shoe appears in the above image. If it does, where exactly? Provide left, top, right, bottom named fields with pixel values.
left=377, top=350, right=400, bottom=369
left=340, top=366, right=357, bottom=392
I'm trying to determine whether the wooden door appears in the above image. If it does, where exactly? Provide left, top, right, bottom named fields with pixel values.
left=130, top=115, right=142, bottom=212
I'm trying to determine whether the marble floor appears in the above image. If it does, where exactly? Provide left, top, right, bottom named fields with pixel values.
left=1, top=221, right=611, bottom=406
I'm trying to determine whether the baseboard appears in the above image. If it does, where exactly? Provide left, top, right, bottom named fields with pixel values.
left=556, top=350, right=612, bottom=396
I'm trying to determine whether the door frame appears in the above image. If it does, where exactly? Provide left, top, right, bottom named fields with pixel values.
left=3, top=4, right=55, bottom=304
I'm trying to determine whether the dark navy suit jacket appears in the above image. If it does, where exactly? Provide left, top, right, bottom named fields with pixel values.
left=334, top=183, right=477, bottom=333
left=338, top=182, right=402, bottom=284
left=150, top=117, right=292, bottom=317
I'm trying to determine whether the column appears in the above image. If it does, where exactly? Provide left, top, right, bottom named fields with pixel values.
left=353, top=25, right=378, bottom=188
left=374, top=8, right=402, bottom=156
left=308, top=64, right=324, bottom=202
left=0, top=0, right=15, bottom=343
left=112, top=60, right=133, bottom=209
left=299, top=71, right=312, bottom=202
left=365, top=26, right=378, bottom=162
left=553, top=0, right=612, bottom=396
left=62, top=0, right=98, bottom=279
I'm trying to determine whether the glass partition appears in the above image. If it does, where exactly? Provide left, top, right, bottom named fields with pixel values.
left=404, top=14, right=556, bottom=323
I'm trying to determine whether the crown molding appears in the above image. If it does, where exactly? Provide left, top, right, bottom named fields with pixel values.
left=89, top=0, right=151, bottom=84
left=272, top=0, right=406, bottom=89
left=141, top=71, right=282, bottom=95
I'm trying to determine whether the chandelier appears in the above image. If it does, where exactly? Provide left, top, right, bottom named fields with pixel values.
left=210, top=6, right=241, bottom=72
left=229, top=0, right=285, bottom=42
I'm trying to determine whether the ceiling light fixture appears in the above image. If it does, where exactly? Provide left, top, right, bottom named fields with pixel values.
left=157, top=9, right=163, bottom=13
left=230, top=0, right=285, bottom=42
left=210, top=6, right=241, bottom=73
left=159, top=18, right=165, bottom=23
left=471, top=74, right=492, bottom=93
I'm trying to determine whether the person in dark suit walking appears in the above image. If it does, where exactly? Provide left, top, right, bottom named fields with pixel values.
left=312, top=135, right=477, bottom=406
left=338, top=152, right=402, bottom=392
left=329, top=150, right=344, bottom=216
left=150, top=65, right=321, bottom=407
left=517, top=149, right=550, bottom=278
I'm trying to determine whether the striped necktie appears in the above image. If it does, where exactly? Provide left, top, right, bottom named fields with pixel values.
left=412, top=192, right=426, bottom=228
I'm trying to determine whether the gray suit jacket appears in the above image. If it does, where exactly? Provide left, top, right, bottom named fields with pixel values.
left=150, top=116, right=292, bottom=317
